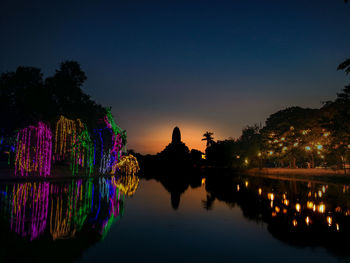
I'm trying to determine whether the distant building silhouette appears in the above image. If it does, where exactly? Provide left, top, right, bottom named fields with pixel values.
left=172, top=126, right=181, bottom=144
left=158, top=126, right=190, bottom=162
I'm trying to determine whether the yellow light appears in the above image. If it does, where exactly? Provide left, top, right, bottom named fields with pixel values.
left=237, top=185, right=240, bottom=191
left=305, top=216, right=310, bottom=226
left=257, top=152, right=262, bottom=157
left=275, top=206, right=280, bottom=213
left=201, top=154, right=206, bottom=159
left=282, top=146, right=288, bottom=151
left=258, top=188, right=262, bottom=195
left=281, top=137, right=285, bottom=141
left=273, top=139, right=279, bottom=143
left=305, top=146, right=311, bottom=151
left=283, top=199, right=289, bottom=206
left=327, top=216, right=332, bottom=226
left=336, top=223, right=340, bottom=231
left=307, top=201, right=314, bottom=209
left=293, top=219, right=298, bottom=227
left=323, top=132, right=329, bottom=137
left=279, top=143, right=283, bottom=147
left=321, top=155, right=325, bottom=159
left=322, top=186, right=326, bottom=193
left=236, top=155, right=240, bottom=159
left=318, top=203, right=325, bottom=213
left=282, top=193, right=286, bottom=199
left=201, top=178, right=206, bottom=185
left=318, top=190, right=322, bottom=198
left=245, top=181, right=248, bottom=187
left=290, top=126, right=294, bottom=130
left=268, top=193, right=274, bottom=201
left=293, top=142, right=299, bottom=147
left=302, top=130, right=308, bottom=135
left=244, top=158, right=249, bottom=164
left=295, top=203, right=301, bottom=212
left=308, top=191, right=312, bottom=197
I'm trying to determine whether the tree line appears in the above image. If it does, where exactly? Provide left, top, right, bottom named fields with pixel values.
left=203, top=60, right=350, bottom=170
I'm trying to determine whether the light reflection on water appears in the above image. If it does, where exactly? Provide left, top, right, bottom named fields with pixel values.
left=0, top=173, right=350, bottom=263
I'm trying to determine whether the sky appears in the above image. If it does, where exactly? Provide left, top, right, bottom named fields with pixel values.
left=1, top=0, right=350, bottom=154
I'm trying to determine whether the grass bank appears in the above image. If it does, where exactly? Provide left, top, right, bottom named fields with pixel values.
left=245, top=168, right=350, bottom=184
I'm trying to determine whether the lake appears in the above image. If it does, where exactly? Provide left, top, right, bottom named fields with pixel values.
left=0, top=171, right=349, bottom=263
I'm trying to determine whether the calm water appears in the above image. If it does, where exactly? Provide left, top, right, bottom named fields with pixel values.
left=0, top=172, right=350, bottom=263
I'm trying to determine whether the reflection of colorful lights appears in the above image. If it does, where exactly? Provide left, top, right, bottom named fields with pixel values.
left=0, top=177, right=132, bottom=242
left=11, top=182, right=50, bottom=240
left=112, top=175, right=140, bottom=196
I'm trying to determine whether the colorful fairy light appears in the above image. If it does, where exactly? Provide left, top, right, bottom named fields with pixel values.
left=54, top=116, right=83, bottom=161
left=54, top=116, right=94, bottom=175
left=112, top=154, right=139, bottom=175
left=71, top=128, right=94, bottom=175
left=112, top=175, right=140, bottom=196
left=15, top=122, right=52, bottom=177
left=11, top=182, right=50, bottom=240
left=94, top=109, right=126, bottom=174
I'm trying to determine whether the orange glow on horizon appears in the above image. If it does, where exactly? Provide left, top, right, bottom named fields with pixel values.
left=127, top=123, right=228, bottom=154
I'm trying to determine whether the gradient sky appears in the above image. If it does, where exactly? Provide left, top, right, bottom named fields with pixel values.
left=1, top=0, right=349, bottom=154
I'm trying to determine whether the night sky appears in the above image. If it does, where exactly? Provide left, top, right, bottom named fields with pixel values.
left=1, top=0, right=349, bottom=154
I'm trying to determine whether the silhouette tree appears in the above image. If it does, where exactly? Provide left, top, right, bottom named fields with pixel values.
left=338, top=59, right=350, bottom=75
left=202, top=131, right=214, bottom=147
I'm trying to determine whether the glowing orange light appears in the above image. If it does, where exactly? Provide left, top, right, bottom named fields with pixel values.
left=318, top=203, right=325, bottom=213
left=293, top=219, right=298, bottom=227
left=268, top=193, right=274, bottom=201
left=307, top=201, right=314, bottom=209
left=305, top=216, right=310, bottom=226
left=295, top=203, right=301, bottom=212
left=327, top=216, right=332, bottom=226
left=258, top=188, right=262, bottom=195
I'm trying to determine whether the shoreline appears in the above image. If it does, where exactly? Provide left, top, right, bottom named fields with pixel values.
left=245, top=168, right=350, bottom=184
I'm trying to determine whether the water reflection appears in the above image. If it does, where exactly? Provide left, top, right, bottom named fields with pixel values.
left=0, top=174, right=139, bottom=262
left=204, top=173, right=350, bottom=258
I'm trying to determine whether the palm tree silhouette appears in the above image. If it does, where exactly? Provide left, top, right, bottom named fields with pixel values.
left=338, top=59, right=350, bottom=75
left=202, top=131, right=214, bottom=147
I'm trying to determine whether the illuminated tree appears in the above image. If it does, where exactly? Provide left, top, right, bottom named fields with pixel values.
left=14, top=122, right=52, bottom=177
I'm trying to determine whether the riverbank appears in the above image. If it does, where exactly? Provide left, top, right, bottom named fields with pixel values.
left=245, top=168, right=350, bottom=184
left=0, top=167, right=116, bottom=183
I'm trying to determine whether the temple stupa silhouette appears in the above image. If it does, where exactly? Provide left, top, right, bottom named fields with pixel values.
left=157, top=126, right=190, bottom=161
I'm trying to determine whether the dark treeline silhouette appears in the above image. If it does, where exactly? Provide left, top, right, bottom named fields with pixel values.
left=0, top=61, right=106, bottom=137
left=204, top=62, right=350, bottom=170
